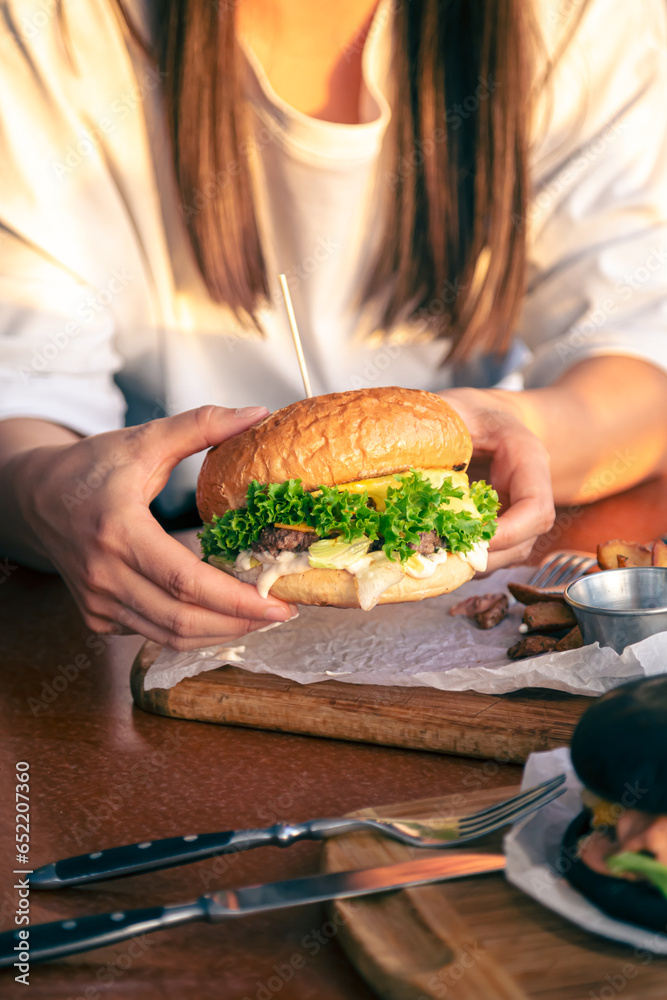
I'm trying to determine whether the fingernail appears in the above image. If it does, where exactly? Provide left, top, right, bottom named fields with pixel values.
left=235, top=406, right=269, bottom=420
left=255, top=620, right=286, bottom=633
left=264, top=606, right=291, bottom=622
left=289, top=604, right=299, bottom=619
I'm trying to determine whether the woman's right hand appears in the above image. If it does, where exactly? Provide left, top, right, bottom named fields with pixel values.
left=10, top=406, right=298, bottom=649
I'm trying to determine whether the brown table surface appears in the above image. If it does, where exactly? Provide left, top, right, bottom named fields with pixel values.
left=2, top=475, right=667, bottom=1000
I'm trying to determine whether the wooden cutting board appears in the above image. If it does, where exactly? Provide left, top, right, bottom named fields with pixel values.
left=323, top=786, right=667, bottom=1000
left=131, top=642, right=591, bottom=763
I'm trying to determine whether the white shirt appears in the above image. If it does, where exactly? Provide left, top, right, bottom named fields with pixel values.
left=1, top=0, right=667, bottom=513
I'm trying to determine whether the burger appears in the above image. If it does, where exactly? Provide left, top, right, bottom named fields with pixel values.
left=196, top=387, right=499, bottom=610
left=562, top=675, right=667, bottom=931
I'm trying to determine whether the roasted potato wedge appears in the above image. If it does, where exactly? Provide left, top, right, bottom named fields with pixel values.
left=556, top=626, right=584, bottom=651
left=507, top=635, right=560, bottom=660
left=597, top=540, right=652, bottom=571
left=652, top=539, right=667, bottom=567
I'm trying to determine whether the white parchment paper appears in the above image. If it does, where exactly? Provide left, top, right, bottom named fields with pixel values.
left=504, top=748, right=667, bottom=953
left=144, top=566, right=667, bottom=693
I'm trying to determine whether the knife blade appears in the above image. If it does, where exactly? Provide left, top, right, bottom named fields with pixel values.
left=0, top=852, right=505, bottom=967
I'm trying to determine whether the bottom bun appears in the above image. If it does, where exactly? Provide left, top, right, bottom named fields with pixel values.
left=561, top=810, right=667, bottom=932
left=219, top=556, right=475, bottom=608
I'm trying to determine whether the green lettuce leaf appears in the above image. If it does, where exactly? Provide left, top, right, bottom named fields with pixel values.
left=199, top=470, right=499, bottom=564
left=606, top=851, right=667, bottom=899
left=309, top=485, right=380, bottom=542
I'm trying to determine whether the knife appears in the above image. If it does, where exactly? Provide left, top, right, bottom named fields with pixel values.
left=0, top=852, right=505, bottom=967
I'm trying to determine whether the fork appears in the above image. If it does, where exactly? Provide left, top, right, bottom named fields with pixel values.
left=528, top=551, right=597, bottom=589
left=30, top=775, right=565, bottom=889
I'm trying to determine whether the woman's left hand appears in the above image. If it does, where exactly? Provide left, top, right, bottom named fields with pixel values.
left=439, top=388, right=555, bottom=571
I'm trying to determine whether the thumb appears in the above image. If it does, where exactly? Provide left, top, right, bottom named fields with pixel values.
left=144, top=404, right=269, bottom=487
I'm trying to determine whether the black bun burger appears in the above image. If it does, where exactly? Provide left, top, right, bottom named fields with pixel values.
left=562, top=676, right=667, bottom=931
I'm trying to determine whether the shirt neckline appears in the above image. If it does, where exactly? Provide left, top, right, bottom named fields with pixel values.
left=240, top=0, right=393, bottom=163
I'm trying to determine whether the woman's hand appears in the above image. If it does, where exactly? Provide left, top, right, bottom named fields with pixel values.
left=9, top=406, right=297, bottom=649
left=439, top=388, right=556, bottom=571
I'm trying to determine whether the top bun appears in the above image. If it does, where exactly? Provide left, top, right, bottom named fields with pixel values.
left=197, top=387, right=472, bottom=522
left=570, top=676, right=667, bottom=813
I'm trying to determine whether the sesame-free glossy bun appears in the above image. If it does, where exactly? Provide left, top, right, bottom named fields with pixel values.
left=217, top=554, right=475, bottom=609
left=196, top=387, right=472, bottom=522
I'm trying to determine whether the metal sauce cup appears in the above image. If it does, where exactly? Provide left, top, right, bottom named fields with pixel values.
left=565, top=567, right=667, bottom=653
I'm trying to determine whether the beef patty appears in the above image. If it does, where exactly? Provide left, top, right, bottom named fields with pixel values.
left=370, top=530, right=443, bottom=555
left=255, top=527, right=443, bottom=559
left=409, top=530, right=443, bottom=555
left=253, top=526, right=315, bottom=557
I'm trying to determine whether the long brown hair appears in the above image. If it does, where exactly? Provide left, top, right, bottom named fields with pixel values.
left=118, top=0, right=535, bottom=359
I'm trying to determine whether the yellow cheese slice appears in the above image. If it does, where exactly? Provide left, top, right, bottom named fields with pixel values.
left=581, top=789, right=620, bottom=828
left=273, top=522, right=318, bottom=532
left=334, top=468, right=478, bottom=516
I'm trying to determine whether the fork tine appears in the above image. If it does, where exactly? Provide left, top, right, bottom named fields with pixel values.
left=538, top=555, right=573, bottom=588
left=528, top=553, right=598, bottom=589
left=562, top=555, right=592, bottom=580
left=548, top=555, right=597, bottom=588
left=454, top=774, right=564, bottom=826
left=549, top=555, right=586, bottom=586
left=527, top=555, right=561, bottom=587
left=563, top=556, right=597, bottom=585
left=529, top=554, right=571, bottom=587
left=372, top=776, right=567, bottom=849
left=556, top=555, right=597, bottom=586
left=458, top=780, right=566, bottom=834
left=457, top=774, right=566, bottom=832
left=447, top=785, right=566, bottom=844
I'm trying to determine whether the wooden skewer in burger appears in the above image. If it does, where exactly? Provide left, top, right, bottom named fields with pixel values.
left=196, top=278, right=499, bottom=610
